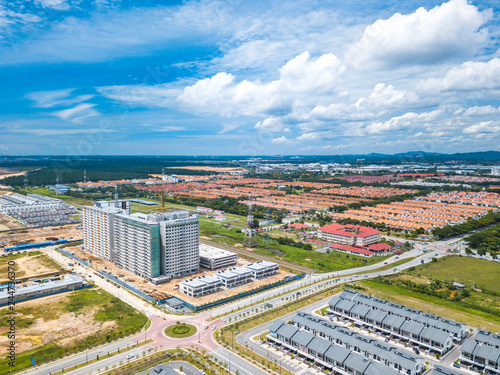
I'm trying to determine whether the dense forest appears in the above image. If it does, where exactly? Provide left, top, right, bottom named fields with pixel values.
left=2, top=157, right=223, bottom=186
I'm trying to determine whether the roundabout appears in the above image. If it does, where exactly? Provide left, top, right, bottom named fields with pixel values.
left=164, top=322, right=197, bottom=339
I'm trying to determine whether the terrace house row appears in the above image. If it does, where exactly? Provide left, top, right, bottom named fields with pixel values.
left=269, top=314, right=424, bottom=375
left=460, top=330, right=500, bottom=374
left=328, top=290, right=467, bottom=354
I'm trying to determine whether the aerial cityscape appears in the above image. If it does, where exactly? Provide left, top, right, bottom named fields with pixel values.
left=1, top=1, right=500, bottom=375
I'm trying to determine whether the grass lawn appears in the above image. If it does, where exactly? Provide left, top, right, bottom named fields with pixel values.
left=200, top=220, right=387, bottom=272
left=22, top=187, right=94, bottom=206
left=164, top=323, right=197, bottom=338
left=0, top=288, right=148, bottom=373
left=408, top=256, right=500, bottom=293
left=359, top=279, right=500, bottom=332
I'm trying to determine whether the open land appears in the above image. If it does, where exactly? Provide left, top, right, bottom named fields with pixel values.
left=0, top=212, right=24, bottom=231
left=0, top=251, right=63, bottom=282
left=0, top=288, right=147, bottom=373
left=408, top=256, right=500, bottom=292
left=358, top=256, right=500, bottom=332
left=0, top=225, right=82, bottom=248
left=65, top=244, right=293, bottom=305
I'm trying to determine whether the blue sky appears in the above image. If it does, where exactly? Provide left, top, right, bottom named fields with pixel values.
left=1, top=0, right=499, bottom=156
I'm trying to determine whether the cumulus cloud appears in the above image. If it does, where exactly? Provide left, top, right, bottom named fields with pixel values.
left=254, top=117, right=290, bottom=132
left=365, top=109, right=443, bottom=134
left=308, top=83, right=419, bottom=121
left=419, top=58, right=500, bottom=92
left=460, top=105, right=500, bottom=116
left=463, top=121, right=500, bottom=134
left=176, top=51, right=345, bottom=117
left=271, top=136, right=290, bottom=144
left=347, top=0, right=490, bottom=68
left=296, top=132, right=320, bottom=142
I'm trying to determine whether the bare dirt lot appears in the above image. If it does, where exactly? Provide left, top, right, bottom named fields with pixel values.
left=0, top=213, right=24, bottom=231
left=0, top=225, right=82, bottom=247
left=0, top=251, right=64, bottom=282
left=0, top=292, right=116, bottom=354
left=67, top=244, right=292, bottom=305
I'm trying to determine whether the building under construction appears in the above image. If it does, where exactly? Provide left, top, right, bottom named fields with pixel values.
left=0, top=193, right=78, bottom=228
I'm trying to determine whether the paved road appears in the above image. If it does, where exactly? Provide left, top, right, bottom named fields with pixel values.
left=23, top=231, right=468, bottom=375
left=136, top=361, right=200, bottom=375
left=210, top=347, right=270, bottom=375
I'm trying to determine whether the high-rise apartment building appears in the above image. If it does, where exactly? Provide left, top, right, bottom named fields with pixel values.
left=83, top=202, right=199, bottom=282
left=82, top=200, right=130, bottom=261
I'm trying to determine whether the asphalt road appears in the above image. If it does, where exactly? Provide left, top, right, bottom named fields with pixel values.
left=136, top=361, right=200, bottom=375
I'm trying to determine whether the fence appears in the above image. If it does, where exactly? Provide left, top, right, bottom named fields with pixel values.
left=0, top=283, right=93, bottom=307
left=157, top=273, right=306, bottom=312
left=98, top=270, right=157, bottom=304
left=57, top=247, right=91, bottom=267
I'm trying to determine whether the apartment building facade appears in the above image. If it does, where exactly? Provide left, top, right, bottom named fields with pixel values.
left=83, top=202, right=199, bottom=281
left=83, top=200, right=130, bottom=261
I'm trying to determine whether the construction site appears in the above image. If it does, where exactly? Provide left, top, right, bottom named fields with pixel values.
left=65, top=243, right=291, bottom=305
left=0, top=193, right=78, bottom=228
left=0, top=225, right=82, bottom=249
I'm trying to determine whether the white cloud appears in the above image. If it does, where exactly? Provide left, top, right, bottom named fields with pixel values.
left=463, top=121, right=500, bottom=134
left=347, top=0, right=490, bottom=68
left=26, top=89, right=94, bottom=108
left=153, top=126, right=185, bottom=132
left=419, top=58, right=500, bottom=91
left=308, top=83, right=420, bottom=121
left=254, top=117, right=290, bottom=132
left=296, top=132, right=320, bottom=142
left=461, top=105, right=500, bottom=116
left=51, top=103, right=99, bottom=123
left=271, top=136, right=290, bottom=144
left=176, top=51, right=345, bottom=117
left=34, top=0, right=70, bottom=11
left=365, top=109, right=443, bottom=134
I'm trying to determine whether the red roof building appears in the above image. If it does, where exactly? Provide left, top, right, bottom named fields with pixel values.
left=318, top=224, right=381, bottom=246
left=366, top=243, right=393, bottom=253
left=329, top=243, right=374, bottom=257
left=288, top=223, right=310, bottom=230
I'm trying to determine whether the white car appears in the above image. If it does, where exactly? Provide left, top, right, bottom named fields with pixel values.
left=212, top=325, right=217, bottom=330
left=126, top=354, right=135, bottom=359
left=147, top=346, right=154, bottom=351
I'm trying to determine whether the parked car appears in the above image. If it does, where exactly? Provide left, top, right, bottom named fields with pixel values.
left=126, top=354, right=135, bottom=359
left=147, top=346, right=154, bottom=351
left=453, top=363, right=460, bottom=369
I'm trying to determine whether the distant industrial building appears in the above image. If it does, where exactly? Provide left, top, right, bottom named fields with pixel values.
left=83, top=200, right=131, bottom=261
left=199, top=244, right=238, bottom=270
left=0, top=193, right=77, bottom=228
left=318, top=224, right=381, bottom=246
left=83, top=201, right=199, bottom=282
left=0, top=275, right=88, bottom=306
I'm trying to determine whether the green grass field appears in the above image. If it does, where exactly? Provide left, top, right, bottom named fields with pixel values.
left=200, top=220, right=387, bottom=272
left=22, top=187, right=94, bottom=206
left=359, top=279, right=500, bottom=332
left=408, top=256, right=500, bottom=293
left=0, top=288, right=148, bottom=373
